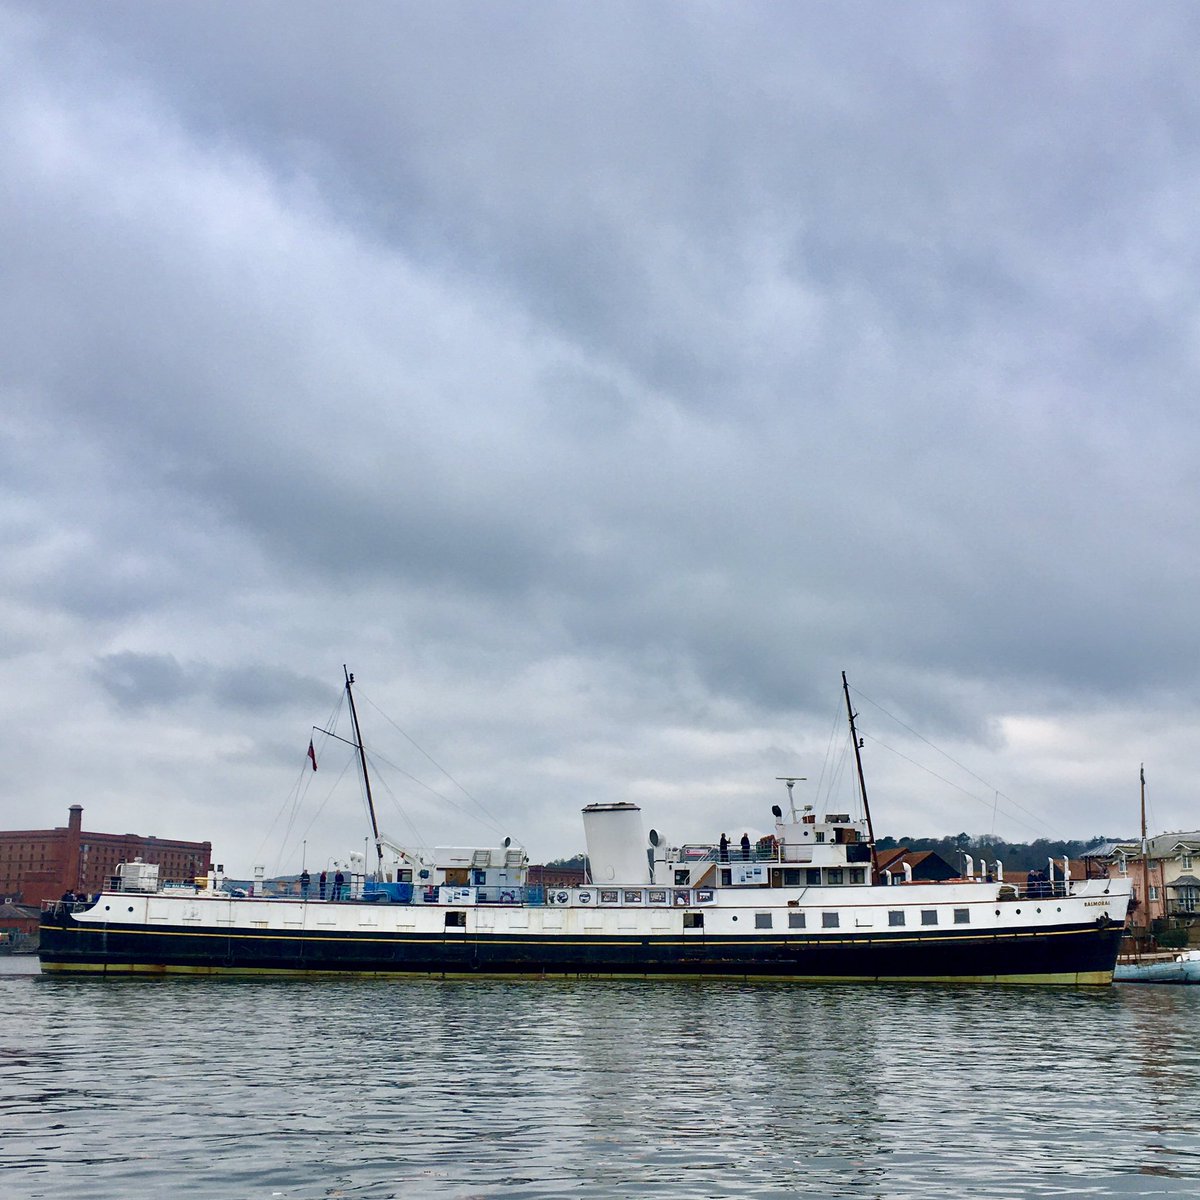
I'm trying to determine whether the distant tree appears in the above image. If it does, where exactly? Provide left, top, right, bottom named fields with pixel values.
left=544, top=854, right=588, bottom=871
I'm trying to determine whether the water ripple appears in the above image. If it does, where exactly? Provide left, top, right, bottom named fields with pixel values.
left=2, top=959, right=1199, bottom=1198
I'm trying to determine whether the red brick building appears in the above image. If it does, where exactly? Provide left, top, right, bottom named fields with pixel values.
left=0, top=805, right=212, bottom=902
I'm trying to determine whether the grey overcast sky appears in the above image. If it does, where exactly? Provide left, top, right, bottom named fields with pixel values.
left=3, top=1, right=1198, bottom=876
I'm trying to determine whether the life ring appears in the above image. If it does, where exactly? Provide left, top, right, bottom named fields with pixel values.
left=500, top=890, right=515, bottom=903
left=555, top=891, right=569, bottom=904
left=578, top=891, right=592, bottom=904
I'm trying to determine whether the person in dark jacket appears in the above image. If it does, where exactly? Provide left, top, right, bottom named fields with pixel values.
left=740, top=832, right=751, bottom=860
left=334, top=869, right=345, bottom=901
left=319, top=869, right=327, bottom=900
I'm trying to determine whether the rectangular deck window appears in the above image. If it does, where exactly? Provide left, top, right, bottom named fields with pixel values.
left=888, top=910, right=905, bottom=926
left=822, top=912, right=839, bottom=929
left=827, top=868, right=844, bottom=885
left=755, top=913, right=772, bottom=929
left=783, top=869, right=802, bottom=886
left=920, top=910, right=937, bottom=926
left=806, top=869, right=822, bottom=886
left=954, top=908, right=970, bottom=924
left=788, top=912, right=806, bottom=929
left=683, top=912, right=704, bottom=928
left=849, top=868, right=866, bottom=885
left=445, top=911, right=466, bottom=928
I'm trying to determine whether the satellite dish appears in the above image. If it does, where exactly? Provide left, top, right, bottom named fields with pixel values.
left=649, top=829, right=660, bottom=847
left=771, top=804, right=783, bottom=819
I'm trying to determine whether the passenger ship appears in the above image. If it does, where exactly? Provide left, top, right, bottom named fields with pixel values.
left=39, top=672, right=1131, bottom=984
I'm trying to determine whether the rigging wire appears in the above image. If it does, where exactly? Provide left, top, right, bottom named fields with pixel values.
left=254, top=688, right=346, bottom=874
left=258, top=683, right=512, bottom=877
left=849, top=683, right=1062, bottom=840
left=358, top=689, right=506, bottom=832
left=360, top=742, right=508, bottom=842
left=857, top=730, right=1056, bottom=841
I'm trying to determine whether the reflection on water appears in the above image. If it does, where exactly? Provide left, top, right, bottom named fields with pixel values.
left=1, top=956, right=1199, bottom=1198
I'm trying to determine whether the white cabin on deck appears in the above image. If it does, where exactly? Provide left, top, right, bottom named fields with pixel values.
left=576, top=800, right=876, bottom=893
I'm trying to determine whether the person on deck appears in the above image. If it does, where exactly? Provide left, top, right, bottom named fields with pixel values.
left=319, top=870, right=327, bottom=900
left=719, top=833, right=729, bottom=862
left=334, top=869, right=346, bottom=901
left=300, top=868, right=311, bottom=899
left=740, top=832, right=751, bottom=860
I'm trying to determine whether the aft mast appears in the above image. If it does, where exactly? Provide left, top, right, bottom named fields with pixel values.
left=344, top=666, right=384, bottom=878
left=842, top=671, right=880, bottom=884
left=1139, top=763, right=1150, bottom=936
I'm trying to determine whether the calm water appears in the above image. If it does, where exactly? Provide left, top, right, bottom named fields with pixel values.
left=2, top=955, right=1199, bottom=1199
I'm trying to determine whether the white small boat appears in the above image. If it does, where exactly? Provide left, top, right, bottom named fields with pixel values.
left=1114, top=948, right=1200, bottom=984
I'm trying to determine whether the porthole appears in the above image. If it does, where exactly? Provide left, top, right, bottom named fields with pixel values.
left=1036, top=907, right=1042, bottom=913
left=128, top=906, right=134, bottom=913
left=104, top=905, right=111, bottom=912
left=994, top=909, right=1001, bottom=916
left=1015, top=908, right=1021, bottom=914
left=732, top=915, right=738, bottom=921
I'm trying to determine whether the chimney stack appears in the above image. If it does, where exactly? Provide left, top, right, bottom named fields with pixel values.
left=64, top=805, right=83, bottom=893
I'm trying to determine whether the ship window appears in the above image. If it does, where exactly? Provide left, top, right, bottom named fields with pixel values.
left=720, top=869, right=731, bottom=886
left=806, top=869, right=822, bottom=886
left=788, top=912, right=805, bottom=929
left=445, top=911, right=466, bottom=928
left=954, top=908, right=970, bottom=924
left=816, top=832, right=825, bottom=843
left=783, top=869, right=801, bottom=886
left=921, top=910, right=938, bottom=925
left=822, top=912, right=839, bottom=928
left=755, top=913, right=772, bottom=929
left=888, top=910, right=905, bottom=927
left=849, top=868, right=865, bottom=885
left=675, top=870, right=689, bottom=885
left=683, top=912, right=703, bottom=928
left=827, top=869, right=843, bottom=885
left=399, top=870, right=412, bottom=883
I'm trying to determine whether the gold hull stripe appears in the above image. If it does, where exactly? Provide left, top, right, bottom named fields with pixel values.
left=38, top=961, right=1114, bottom=985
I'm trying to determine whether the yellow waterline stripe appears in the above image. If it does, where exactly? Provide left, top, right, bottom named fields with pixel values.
left=37, top=961, right=1114, bottom=985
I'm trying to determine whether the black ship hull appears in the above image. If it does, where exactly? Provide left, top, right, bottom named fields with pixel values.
left=39, top=909, right=1124, bottom=983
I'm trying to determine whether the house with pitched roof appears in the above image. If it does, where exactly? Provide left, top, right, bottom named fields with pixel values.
left=1095, top=831, right=1200, bottom=930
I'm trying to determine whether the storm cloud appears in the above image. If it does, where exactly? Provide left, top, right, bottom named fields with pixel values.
left=2, top=2, right=1198, bottom=872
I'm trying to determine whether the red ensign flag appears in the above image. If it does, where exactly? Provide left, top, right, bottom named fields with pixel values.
left=307, top=739, right=318, bottom=771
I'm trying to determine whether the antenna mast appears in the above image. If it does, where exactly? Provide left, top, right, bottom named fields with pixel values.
left=842, top=671, right=879, bottom=884
left=344, top=665, right=383, bottom=878
left=775, top=777, right=807, bottom=821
